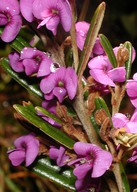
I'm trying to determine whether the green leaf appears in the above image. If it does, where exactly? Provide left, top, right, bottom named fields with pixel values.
left=124, top=41, right=133, bottom=80
left=99, top=34, right=117, bottom=68
left=13, top=103, right=75, bottom=149
left=0, top=58, right=43, bottom=99
left=95, top=96, right=111, bottom=118
left=78, top=2, right=106, bottom=76
left=35, top=106, right=63, bottom=124
left=120, top=163, right=130, bottom=192
left=30, top=156, right=76, bottom=191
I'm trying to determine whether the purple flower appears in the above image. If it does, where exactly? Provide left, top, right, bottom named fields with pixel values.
left=88, top=55, right=126, bottom=87
left=7, top=133, right=39, bottom=167
left=126, top=73, right=137, bottom=108
left=0, top=0, right=22, bottom=42
left=40, top=66, right=78, bottom=103
left=49, top=146, right=69, bottom=167
left=20, top=0, right=72, bottom=35
left=68, top=142, right=112, bottom=191
left=75, top=21, right=104, bottom=56
left=128, top=147, right=137, bottom=163
left=112, top=109, right=137, bottom=133
left=37, top=100, right=61, bottom=127
left=9, top=47, right=54, bottom=77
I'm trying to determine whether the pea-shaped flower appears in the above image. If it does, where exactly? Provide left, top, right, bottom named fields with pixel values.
left=20, top=0, right=72, bottom=35
left=0, top=0, right=22, bottom=42
left=40, top=67, right=78, bottom=103
left=7, top=134, right=39, bottom=167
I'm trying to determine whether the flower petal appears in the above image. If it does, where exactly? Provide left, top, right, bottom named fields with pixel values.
left=112, top=113, right=129, bottom=128
left=1, top=15, right=22, bottom=42
left=108, top=67, right=126, bottom=82
left=9, top=52, right=24, bottom=72
left=20, top=0, right=34, bottom=22
left=73, top=163, right=91, bottom=180
left=8, top=149, right=25, bottom=166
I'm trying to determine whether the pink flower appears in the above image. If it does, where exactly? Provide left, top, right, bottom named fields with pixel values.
left=75, top=21, right=104, bottom=56
left=112, top=109, right=137, bottom=133
left=9, top=47, right=54, bottom=77
left=20, top=0, right=72, bottom=35
left=126, top=73, right=137, bottom=108
left=88, top=55, right=126, bottom=87
left=49, top=146, right=69, bottom=167
left=7, top=133, right=39, bottom=167
left=40, top=67, right=78, bottom=103
left=0, top=0, right=22, bottom=42
left=68, top=142, right=112, bottom=191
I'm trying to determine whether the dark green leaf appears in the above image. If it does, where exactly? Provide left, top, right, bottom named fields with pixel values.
left=78, top=2, right=106, bottom=76
left=99, top=34, right=117, bottom=68
left=95, top=96, right=111, bottom=118
left=30, top=156, right=76, bottom=191
left=0, top=58, right=43, bottom=99
left=35, top=106, right=63, bottom=124
left=13, top=103, right=75, bottom=149
left=124, top=41, right=133, bottom=80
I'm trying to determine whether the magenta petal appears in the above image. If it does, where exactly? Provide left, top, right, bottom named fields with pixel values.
left=75, top=21, right=89, bottom=50
left=126, top=80, right=137, bottom=97
left=8, top=149, right=25, bottom=166
left=20, top=0, right=34, bottom=22
left=40, top=74, right=56, bottom=94
left=112, top=113, right=129, bottom=128
left=45, top=16, right=60, bottom=35
left=37, top=57, right=52, bottom=77
left=91, top=149, right=112, bottom=178
left=108, top=67, right=126, bottom=82
left=0, top=0, right=20, bottom=15
left=74, top=142, right=95, bottom=156
left=126, top=122, right=137, bottom=133
left=58, top=0, right=72, bottom=32
left=25, top=138, right=39, bottom=167
left=9, top=52, right=24, bottom=72
left=0, top=13, right=8, bottom=25
left=1, top=15, right=22, bottom=42
left=65, top=67, right=78, bottom=100
left=53, top=87, right=67, bottom=103
left=23, top=59, right=39, bottom=76
left=73, top=163, right=91, bottom=180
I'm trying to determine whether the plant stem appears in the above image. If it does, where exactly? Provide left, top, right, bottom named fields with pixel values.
left=73, top=80, right=101, bottom=146
left=112, top=163, right=124, bottom=192
left=70, top=0, right=79, bottom=72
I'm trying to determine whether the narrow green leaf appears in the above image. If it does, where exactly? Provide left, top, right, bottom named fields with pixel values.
left=78, top=2, right=106, bottom=76
left=99, top=34, right=117, bottom=68
left=13, top=103, right=75, bottom=149
left=124, top=41, right=133, bottom=80
left=120, top=163, right=130, bottom=192
left=30, top=156, right=76, bottom=191
left=35, top=106, right=63, bottom=124
left=10, top=36, right=30, bottom=52
left=95, top=96, right=111, bottom=118
left=0, top=58, right=43, bottom=98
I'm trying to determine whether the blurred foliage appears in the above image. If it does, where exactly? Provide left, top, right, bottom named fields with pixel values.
left=1, top=0, right=137, bottom=191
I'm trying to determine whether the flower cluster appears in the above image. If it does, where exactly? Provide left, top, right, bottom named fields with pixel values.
left=1, top=0, right=137, bottom=192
